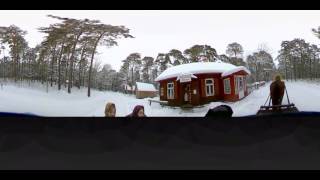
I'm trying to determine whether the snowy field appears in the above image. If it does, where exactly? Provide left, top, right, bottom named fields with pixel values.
left=0, top=80, right=319, bottom=117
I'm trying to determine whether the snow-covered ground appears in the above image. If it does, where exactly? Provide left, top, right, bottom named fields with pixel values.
left=0, top=80, right=319, bottom=117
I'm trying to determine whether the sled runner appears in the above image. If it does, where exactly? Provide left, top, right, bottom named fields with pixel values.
left=257, top=87, right=299, bottom=115
left=148, top=99, right=168, bottom=107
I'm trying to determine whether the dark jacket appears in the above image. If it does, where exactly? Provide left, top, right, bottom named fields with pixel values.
left=126, top=105, right=146, bottom=117
left=205, top=105, right=233, bottom=118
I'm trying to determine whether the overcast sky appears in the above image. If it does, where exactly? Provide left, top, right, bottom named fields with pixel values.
left=0, top=10, right=320, bottom=71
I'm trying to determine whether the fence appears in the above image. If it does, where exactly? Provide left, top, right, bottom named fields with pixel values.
left=247, top=81, right=266, bottom=94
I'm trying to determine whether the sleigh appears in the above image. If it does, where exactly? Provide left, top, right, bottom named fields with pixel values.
left=257, top=88, right=299, bottom=116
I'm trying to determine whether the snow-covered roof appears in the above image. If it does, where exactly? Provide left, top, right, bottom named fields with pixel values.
left=155, top=60, right=250, bottom=81
left=123, top=84, right=135, bottom=91
left=221, top=66, right=251, bottom=77
left=136, top=82, right=157, bottom=92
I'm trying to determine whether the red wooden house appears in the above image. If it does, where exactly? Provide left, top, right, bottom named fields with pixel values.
left=154, top=60, right=251, bottom=106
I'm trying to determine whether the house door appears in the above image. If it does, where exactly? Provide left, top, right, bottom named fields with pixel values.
left=183, top=83, right=192, bottom=104
left=237, top=76, right=244, bottom=99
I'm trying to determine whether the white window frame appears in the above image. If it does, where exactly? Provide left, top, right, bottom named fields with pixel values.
left=167, top=82, right=174, bottom=99
left=224, top=78, right=231, bottom=94
left=234, top=75, right=244, bottom=95
left=205, top=78, right=214, bottom=97
left=238, top=76, right=244, bottom=91
left=234, top=76, right=238, bottom=94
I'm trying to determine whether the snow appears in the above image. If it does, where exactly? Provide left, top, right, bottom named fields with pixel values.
left=176, top=73, right=198, bottom=80
left=221, top=66, right=251, bottom=77
left=155, top=61, right=250, bottom=81
left=136, top=82, right=157, bottom=91
left=123, top=84, right=135, bottom=91
left=0, top=80, right=319, bottom=117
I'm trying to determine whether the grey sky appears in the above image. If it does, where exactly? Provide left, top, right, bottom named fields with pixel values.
left=0, top=10, right=320, bottom=71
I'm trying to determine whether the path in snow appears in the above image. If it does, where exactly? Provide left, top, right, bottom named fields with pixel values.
left=222, top=80, right=320, bottom=116
left=209, top=80, right=320, bottom=116
left=0, top=80, right=319, bottom=117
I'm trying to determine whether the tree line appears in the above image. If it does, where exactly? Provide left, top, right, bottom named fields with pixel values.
left=1, top=16, right=319, bottom=96
left=119, top=26, right=320, bottom=88
left=0, top=15, right=133, bottom=96
left=119, top=42, right=276, bottom=88
left=277, top=31, right=320, bottom=81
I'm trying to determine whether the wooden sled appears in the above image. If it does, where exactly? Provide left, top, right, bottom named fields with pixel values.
left=256, top=88, right=299, bottom=116
left=181, top=104, right=193, bottom=109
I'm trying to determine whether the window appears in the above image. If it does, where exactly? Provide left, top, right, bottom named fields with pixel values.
left=160, top=87, right=164, bottom=96
left=224, top=78, right=231, bottom=94
left=239, top=76, right=243, bottom=91
left=234, top=76, right=238, bottom=94
left=167, top=82, right=174, bottom=99
left=234, top=76, right=244, bottom=94
left=243, top=76, right=247, bottom=91
left=205, top=79, right=214, bottom=96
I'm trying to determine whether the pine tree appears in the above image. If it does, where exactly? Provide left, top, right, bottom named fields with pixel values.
left=123, top=53, right=141, bottom=88
left=0, top=25, right=28, bottom=82
left=184, top=45, right=218, bottom=62
left=141, top=56, right=154, bottom=83
left=168, top=49, right=187, bottom=65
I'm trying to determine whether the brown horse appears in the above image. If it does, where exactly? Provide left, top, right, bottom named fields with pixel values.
left=270, top=75, right=285, bottom=110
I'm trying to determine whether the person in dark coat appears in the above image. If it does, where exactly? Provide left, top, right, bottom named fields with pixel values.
left=127, top=105, right=146, bottom=117
left=205, top=105, right=233, bottom=118
left=270, top=74, right=286, bottom=110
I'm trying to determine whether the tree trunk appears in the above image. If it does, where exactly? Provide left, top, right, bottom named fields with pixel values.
left=78, top=62, right=81, bottom=89
left=82, top=69, right=86, bottom=87
left=285, top=56, right=288, bottom=80
left=68, top=57, right=74, bottom=93
left=50, top=44, right=57, bottom=87
left=293, top=59, right=297, bottom=81
left=17, top=52, right=20, bottom=82
left=64, top=49, right=71, bottom=89
left=111, top=77, right=114, bottom=91
left=131, top=67, right=134, bottom=90
left=310, top=56, right=312, bottom=81
left=28, top=55, right=31, bottom=82
left=65, top=60, right=68, bottom=88
left=57, top=43, right=65, bottom=90
left=41, top=60, right=45, bottom=84
left=20, top=58, right=23, bottom=81
left=78, top=46, right=86, bottom=89
left=71, top=62, right=76, bottom=89
left=68, top=32, right=83, bottom=94
left=317, top=61, right=319, bottom=79
left=300, top=52, right=303, bottom=80
left=316, top=59, right=318, bottom=79
left=2, top=60, right=4, bottom=80
left=88, top=33, right=105, bottom=97
left=255, top=64, right=258, bottom=82
left=88, top=50, right=96, bottom=97
left=14, top=47, right=18, bottom=82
